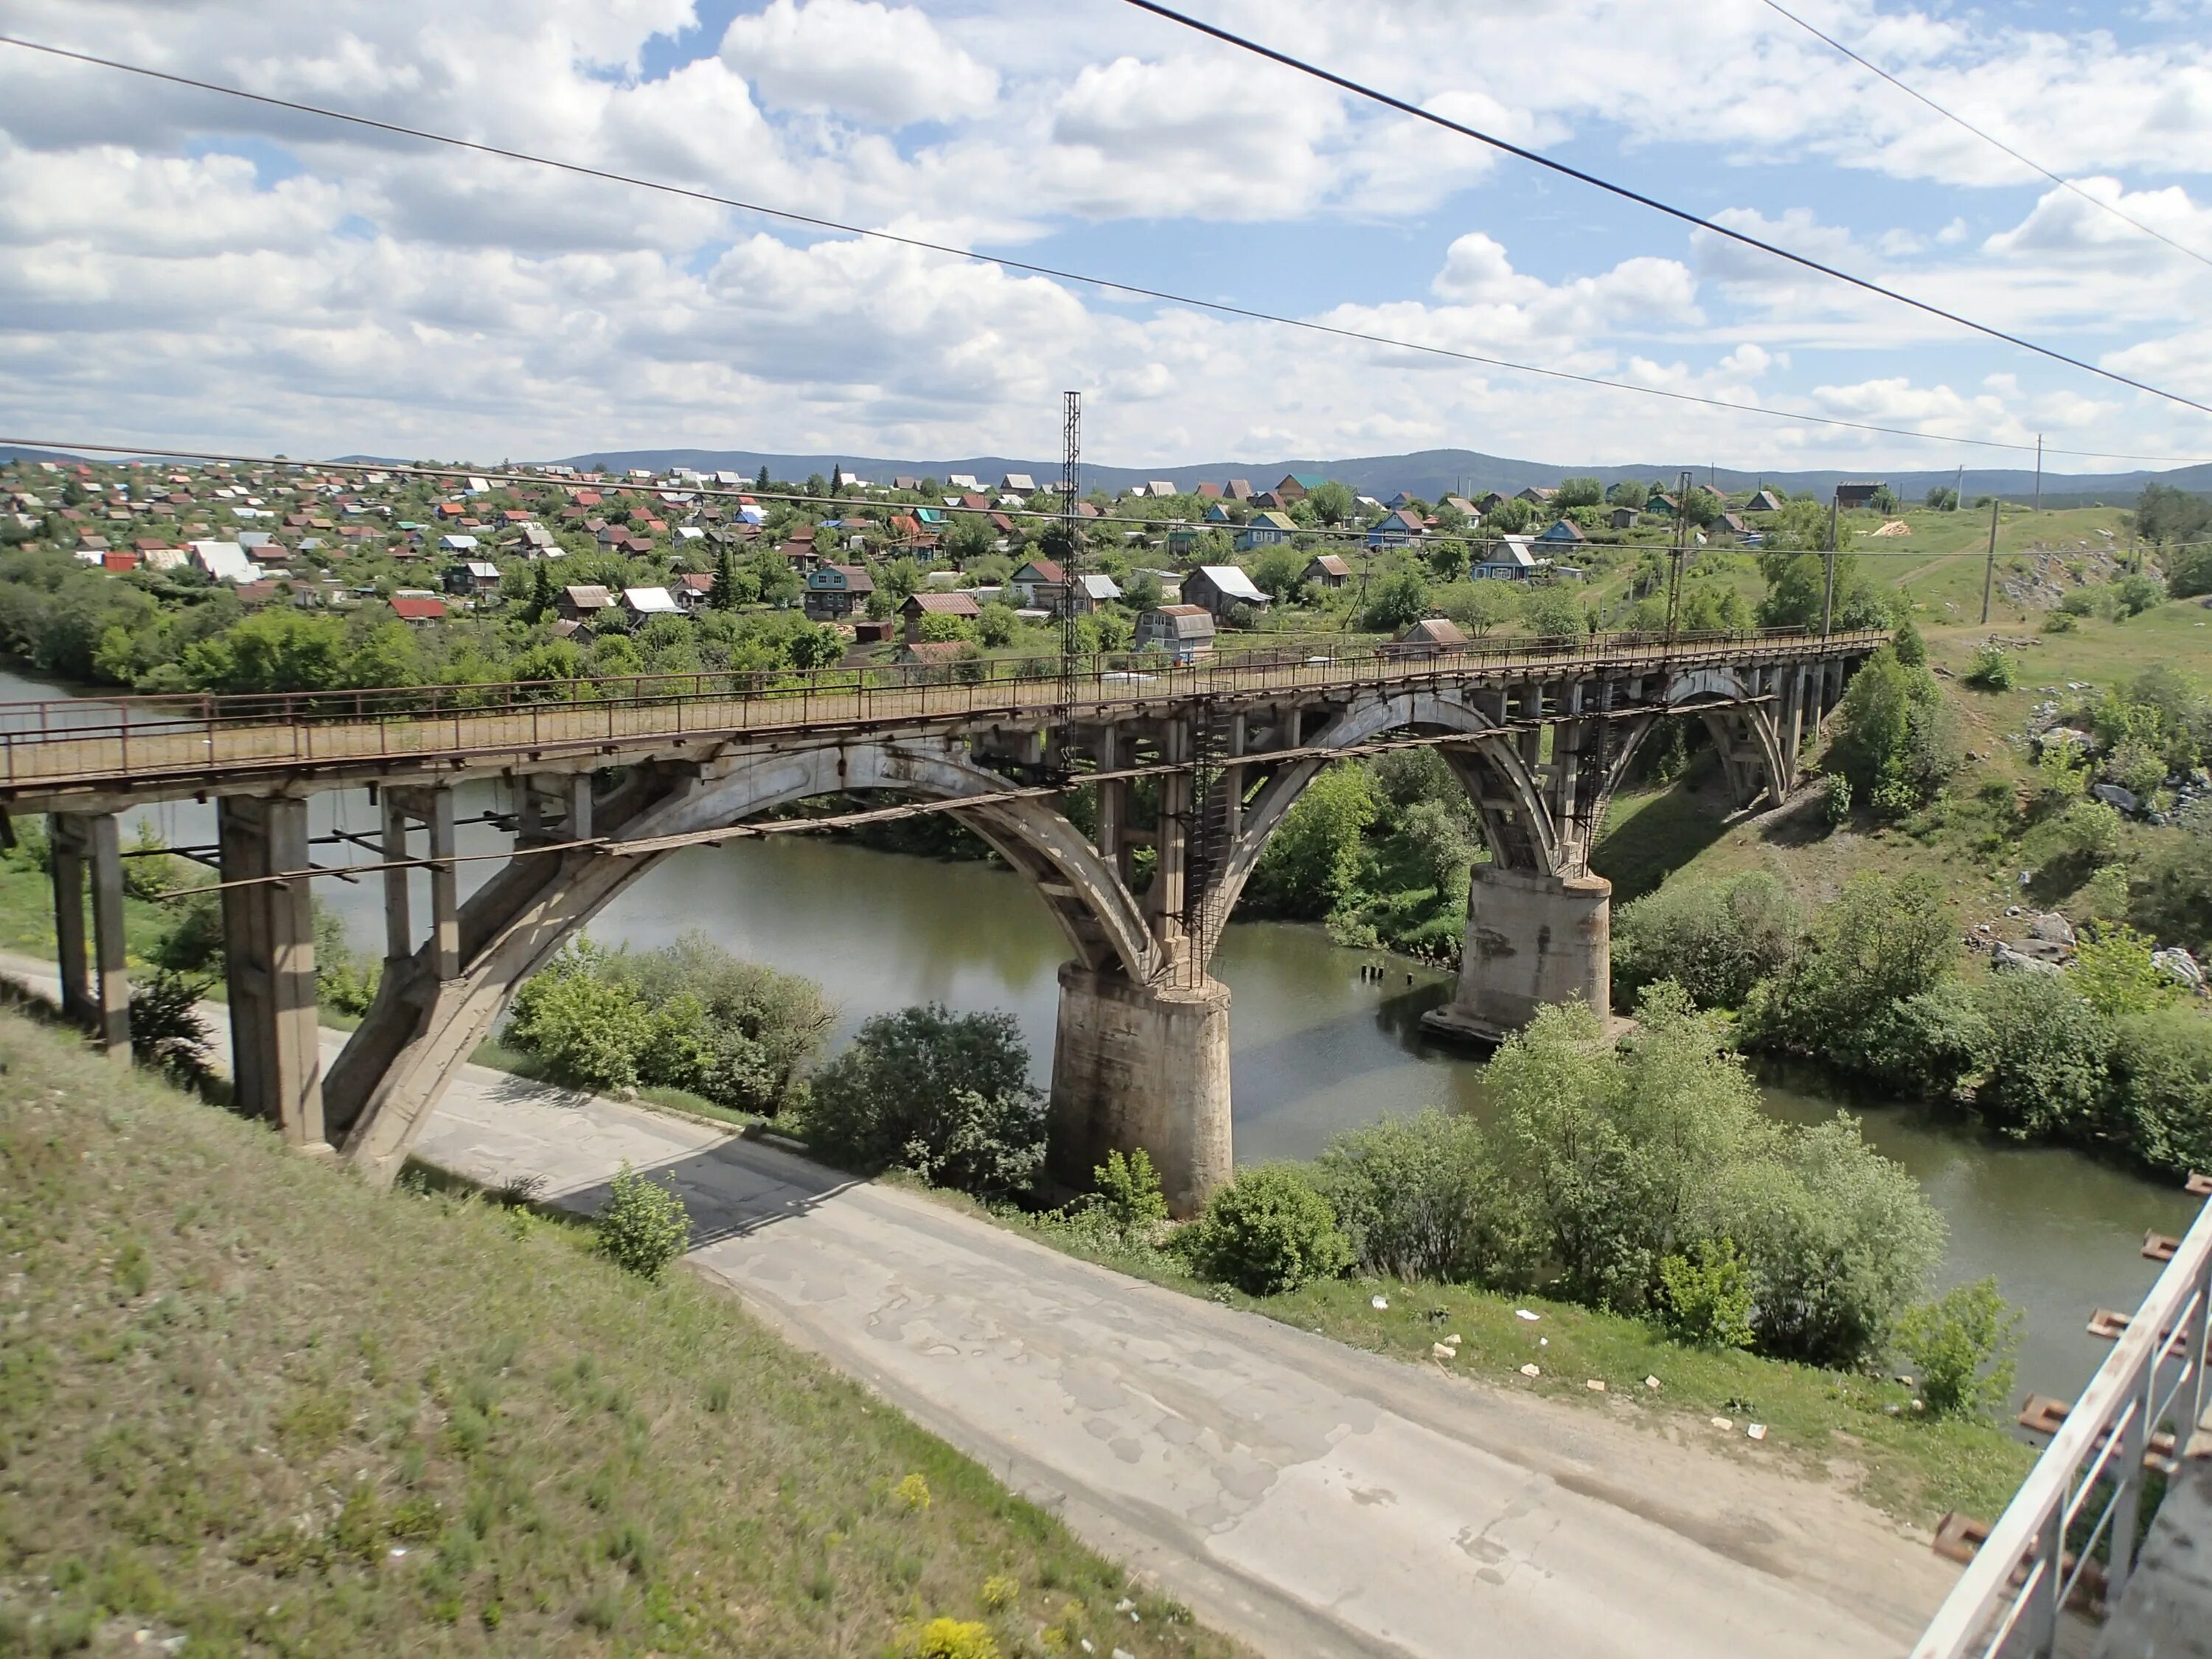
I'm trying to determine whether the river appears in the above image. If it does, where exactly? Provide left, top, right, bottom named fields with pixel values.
left=4, top=667, right=2197, bottom=1401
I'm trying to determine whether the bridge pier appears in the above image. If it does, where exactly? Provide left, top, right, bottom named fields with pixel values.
left=217, top=796, right=327, bottom=1150
left=1424, top=865, right=1612, bottom=1043
left=1048, top=963, right=1231, bottom=1219
left=49, top=811, right=131, bottom=1060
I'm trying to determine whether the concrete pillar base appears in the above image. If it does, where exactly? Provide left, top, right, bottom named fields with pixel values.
left=1048, top=963, right=1231, bottom=1219
left=218, top=796, right=327, bottom=1147
left=1422, top=865, right=1611, bottom=1043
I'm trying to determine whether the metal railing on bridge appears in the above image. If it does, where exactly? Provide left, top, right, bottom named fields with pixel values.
left=1912, top=1194, right=2212, bottom=1658
left=0, top=626, right=1885, bottom=794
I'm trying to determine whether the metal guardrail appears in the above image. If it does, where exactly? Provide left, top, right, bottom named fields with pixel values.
left=0, top=627, right=1885, bottom=796
left=1912, top=1194, right=2212, bottom=1658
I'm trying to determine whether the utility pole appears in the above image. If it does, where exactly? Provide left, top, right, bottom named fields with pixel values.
left=2034, top=434, right=2042, bottom=512
left=1820, top=494, right=1839, bottom=637
left=1954, top=463, right=1964, bottom=512
left=1666, top=468, right=1690, bottom=637
left=1979, top=495, right=1998, bottom=625
left=1059, top=390, right=1081, bottom=664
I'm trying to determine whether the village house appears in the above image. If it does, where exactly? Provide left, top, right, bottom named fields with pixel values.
left=1536, top=518, right=1588, bottom=547
left=558, top=583, right=613, bottom=623
left=1743, top=488, right=1786, bottom=514
left=900, top=591, right=981, bottom=642
left=1068, top=572, right=1122, bottom=614
left=803, top=563, right=873, bottom=620
left=1302, top=552, right=1352, bottom=589
left=1234, top=510, right=1297, bottom=552
left=1834, top=481, right=1887, bottom=510
left=1180, top=564, right=1270, bottom=619
left=1134, top=604, right=1215, bottom=664
left=621, top=585, right=681, bottom=625
left=389, top=594, right=448, bottom=624
left=1009, top=557, right=1068, bottom=610
left=1382, top=617, right=1470, bottom=661
left=1273, top=473, right=1326, bottom=502
left=1366, top=507, right=1425, bottom=549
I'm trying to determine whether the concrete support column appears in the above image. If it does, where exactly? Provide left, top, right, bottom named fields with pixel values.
left=50, top=811, right=131, bottom=1060
left=1094, top=726, right=1125, bottom=880
left=389, top=787, right=460, bottom=979
left=1150, top=721, right=1189, bottom=964
left=1048, top=962, right=1231, bottom=1218
left=1422, top=865, right=1611, bottom=1044
left=217, top=796, right=326, bottom=1148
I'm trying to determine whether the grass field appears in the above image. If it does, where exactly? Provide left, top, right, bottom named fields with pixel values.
left=0, top=1007, right=1242, bottom=1658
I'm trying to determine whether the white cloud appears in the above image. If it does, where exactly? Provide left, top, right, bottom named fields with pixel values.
left=722, top=0, right=999, bottom=126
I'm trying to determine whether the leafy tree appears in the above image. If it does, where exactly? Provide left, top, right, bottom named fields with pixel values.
left=915, top=611, right=972, bottom=644
left=1306, top=479, right=1357, bottom=526
left=507, top=939, right=656, bottom=1091
left=1439, top=580, right=1515, bottom=636
left=1823, top=648, right=1960, bottom=810
left=1484, top=497, right=1536, bottom=535
left=943, top=515, right=995, bottom=564
left=1517, top=584, right=1586, bottom=638
left=1245, top=763, right=1378, bottom=917
left=788, top=625, right=844, bottom=669
left=754, top=465, right=769, bottom=491
left=1175, top=1164, right=1353, bottom=1295
left=1974, top=970, right=2112, bottom=1141
left=1359, top=564, right=1430, bottom=631
left=1249, top=543, right=1308, bottom=600
left=2070, top=923, right=2180, bottom=1020
left=1749, top=872, right=1957, bottom=1076
left=1612, top=871, right=1798, bottom=1010
left=1091, top=1149, right=1169, bottom=1234
left=1895, top=1279, right=2019, bottom=1418
left=976, top=602, right=1019, bottom=648
left=1606, top=479, right=1650, bottom=509
left=1555, top=476, right=1604, bottom=509
left=799, top=1005, right=1045, bottom=1200
left=2110, top=1009, right=2212, bottom=1175
left=1312, top=1110, right=1517, bottom=1284
left=1924, top=485, right=1959, bottom=511
left=2136, top=481, right=2212, bottom=550
left=1425, top=538, right=1470, bottom=582
left=1124, top=570, right=1164, bottom=610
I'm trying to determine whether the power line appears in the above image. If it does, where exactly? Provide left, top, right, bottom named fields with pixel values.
left=1759, top=0, right=2212, bottom=273
left=1118, top=0, right=2212, bottom=417
left=4, top=434, right=2181, bottom=557
left=0, top=33, right=2204, bottom=467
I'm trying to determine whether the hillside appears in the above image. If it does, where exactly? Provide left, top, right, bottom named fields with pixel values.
left=0, top=1007, right=1239, bottom=1658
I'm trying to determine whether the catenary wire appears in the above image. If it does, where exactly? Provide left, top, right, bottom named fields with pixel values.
left=1758, top=0, right=2212, bottom=272
left=1118, top=0, right=2212, bottom=417
left=0, top=31, right=2206, bottom=467
left=4, top=434, right=2183, bottom=557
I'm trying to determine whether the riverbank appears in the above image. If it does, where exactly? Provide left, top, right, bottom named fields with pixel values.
left=0, top=1004, right=1236, bottom=1658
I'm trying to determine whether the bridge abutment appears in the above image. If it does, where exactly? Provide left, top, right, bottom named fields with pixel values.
left=1048, top=963, right=1231, bottom=1218
left=1424, top=865, right=1612, bottom=1044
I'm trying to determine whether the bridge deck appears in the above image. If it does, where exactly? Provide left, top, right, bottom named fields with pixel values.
left=0, top=629, right=1881, bottom=807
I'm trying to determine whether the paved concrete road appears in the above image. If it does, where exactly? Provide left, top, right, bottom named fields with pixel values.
left=5, top=958, right=1955, bottom=1658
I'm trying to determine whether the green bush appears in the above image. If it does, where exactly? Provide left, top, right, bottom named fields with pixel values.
left=1177, top=1164, right=1352, bottom=1295
left=1733, top=1113, right=1946, bottom=1368
left=1746, top=872, right=1958, bottom=1079
left=1312, top=1109, right=1520, bottom=1284
left=1822, top=771, right=1851, bottom=827
left=1091, top=1148, right=1169, bottom=1234
left=1655, top=1239, right=1755, bottom=1351
left=799, top=1005, right=1044, bottom=1200
left=1612, top=872, right=1798, bottom=1011
left=2115, top=572, right=2163, bottom=616
left=507, top=942, right=656, bottom=1092
left=1974, top=971, right=2112, bottom=1141
left=1895, top=1279, right=2019, bottom=1419
left=1854, top=980, right=1989, bottom=1102
left=594, top=1164, right=691, bottom=1279
left=907, top=1618, right=1001, bottom=1659
left=1824, top=650, right=1961, bottom=810
left=2110, top=1009, right=2212, bottom=1175
left=1964, top=644, right=2016, bottom=691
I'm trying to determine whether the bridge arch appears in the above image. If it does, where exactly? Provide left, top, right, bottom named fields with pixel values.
left=333, top=738, right=1153, bottom=1181
left=1587, top=664, right=1792, bottom=833
left=1199, top=689, right=1556, bottom=959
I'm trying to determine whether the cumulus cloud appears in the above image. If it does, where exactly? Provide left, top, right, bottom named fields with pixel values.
left=722, top=0, right=1000, bottom=126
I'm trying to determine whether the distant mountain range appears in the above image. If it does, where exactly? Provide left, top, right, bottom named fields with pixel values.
left=555, top=445, right=2211, bottom=508
left=12, top=442, right=2208, bottom=507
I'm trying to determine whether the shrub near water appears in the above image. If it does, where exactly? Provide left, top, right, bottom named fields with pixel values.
left=595, top=1163, right=692, bottom=1279
left=1175, top=1164, right=1353, bottom=1295
left=1612, top=871, right=1798, bottom=1010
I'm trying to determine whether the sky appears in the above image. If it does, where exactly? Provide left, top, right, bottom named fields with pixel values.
left=2, top=0, right=2211, bottom=476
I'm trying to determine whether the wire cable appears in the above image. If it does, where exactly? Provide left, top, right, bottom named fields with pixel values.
left=1759, top=0, right=2212, bottom=272
left=1118, top=0, right=2212, bottom=417
left=1, top=31, right=2205, bottom=466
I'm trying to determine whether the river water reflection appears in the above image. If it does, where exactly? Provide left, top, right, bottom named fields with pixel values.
left=7, top=669, right=2194, bottom=1400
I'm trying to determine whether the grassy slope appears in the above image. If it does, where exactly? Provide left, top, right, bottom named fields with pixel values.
left=0, top=1009, right=1239, bottom=1659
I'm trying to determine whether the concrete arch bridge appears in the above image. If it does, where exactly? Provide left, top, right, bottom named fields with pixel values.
left=3, top=630, right=1880, bottom=1212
